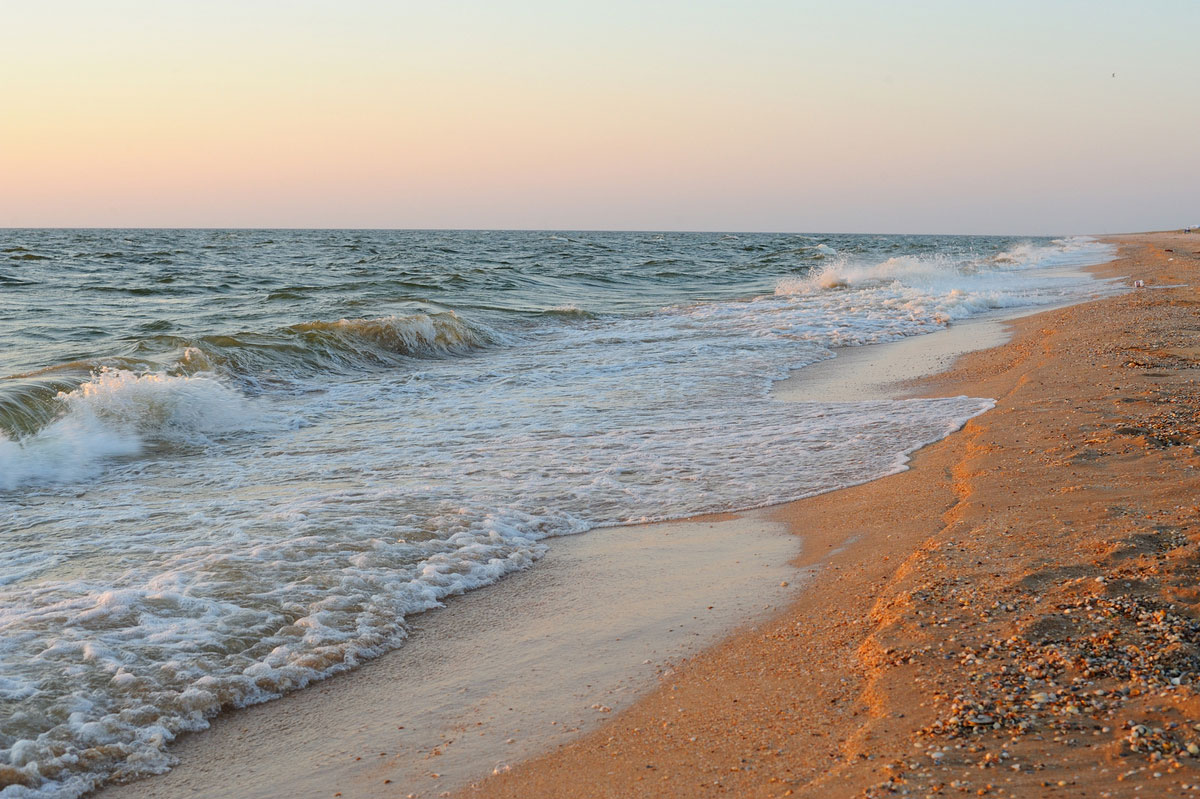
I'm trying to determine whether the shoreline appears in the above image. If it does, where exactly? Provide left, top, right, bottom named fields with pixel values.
left=89, top=234, right=1186, bottom=798
left=93, top=278, right=1008, bottom=798
left=773, top=306, right=1051, bottom=404
left=93, top=513, right=805, bottom=799
left=472, top=231, right=1200, bottom=797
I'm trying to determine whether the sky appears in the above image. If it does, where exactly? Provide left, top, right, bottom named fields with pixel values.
left=1, top=0, right=1197, bottom=234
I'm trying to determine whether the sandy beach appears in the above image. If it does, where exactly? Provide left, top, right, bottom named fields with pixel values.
left=87, top=232, right=1200, bottom=799
left=470, top=231, right=1200, bottom=797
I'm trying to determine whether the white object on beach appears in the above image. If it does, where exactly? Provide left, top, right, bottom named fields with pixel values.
left=1134, top=279, right=1145, bottom=288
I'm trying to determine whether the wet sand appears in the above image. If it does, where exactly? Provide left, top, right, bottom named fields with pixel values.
left=473, top=232, right=1200, bottom=798
left=94, top=514, right=803, bottom=799
left=774, top=312, right=1030, bottom=403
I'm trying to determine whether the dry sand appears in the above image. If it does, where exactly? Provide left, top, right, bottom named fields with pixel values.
left=472, top=232, right=1200, bottom=798
left=93, top=232, right=1200, bottom=799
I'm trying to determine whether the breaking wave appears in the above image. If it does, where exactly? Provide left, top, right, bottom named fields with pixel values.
left=167, top=311, right=494, bottom=381
left=0, top=370, right=268, bottom=490
left=288, top=312, right=488, bottom=358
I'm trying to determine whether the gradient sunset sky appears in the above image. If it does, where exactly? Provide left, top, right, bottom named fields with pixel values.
left=2, top=1, right=1196, bottom=233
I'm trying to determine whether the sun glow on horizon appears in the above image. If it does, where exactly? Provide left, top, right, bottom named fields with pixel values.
left=2, top=0, right=1197, bottom=233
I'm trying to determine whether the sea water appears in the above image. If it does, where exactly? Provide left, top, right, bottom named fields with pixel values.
left=0, top=230, right=1114, bottom=797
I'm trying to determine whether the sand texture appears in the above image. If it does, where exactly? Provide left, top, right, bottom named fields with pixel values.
left=470, top=232, right=1200, bottom=798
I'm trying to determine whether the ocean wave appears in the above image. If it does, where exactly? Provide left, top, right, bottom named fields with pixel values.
left=288, top=312, right=487, bottom=359
left=0, top=359, right=167, bottom=437
left=802, top=253, right=966, bottom=292
left=18, top=312, right=491, bottom=391
left=754, top=237, right=1118, bottom=350
left=174, top=311, right=492, bottom=380
left=777, top=237, right=1112, bottom=298
left=1, top=313, right=493, bottom=482
left=0, top=370, right=267, bottom=490
left=540, top=305, right=596, bottom=320
left=0, top=376, right=85, bottom=439
left=991, top=236, right=1111, bottom=268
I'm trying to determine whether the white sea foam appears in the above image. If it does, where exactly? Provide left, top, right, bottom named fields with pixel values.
left=772, top=237, right=1115, bottom=332
left=0, top=369, right=267, bottom=490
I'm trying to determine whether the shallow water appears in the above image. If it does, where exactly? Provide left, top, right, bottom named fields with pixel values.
left=0, top=230, right=1114, bottom=797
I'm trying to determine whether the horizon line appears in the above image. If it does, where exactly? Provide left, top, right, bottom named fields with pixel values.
left=0, top=225, right=1118, bottom=238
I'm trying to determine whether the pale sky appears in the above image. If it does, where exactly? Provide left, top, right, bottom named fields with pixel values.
left=1, top=0, right=1196, bottom=233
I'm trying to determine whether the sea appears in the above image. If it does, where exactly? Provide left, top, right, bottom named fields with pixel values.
left=0, top=229, right=1115, bottom=797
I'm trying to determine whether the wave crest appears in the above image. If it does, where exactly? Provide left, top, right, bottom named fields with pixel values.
left=288, top=312, right=487, bottom=359
left=0, top=370, right=265, bottom=490
left=776, top=237, right=1113, bottom=299
left=155, top=312, right=493, bottom=381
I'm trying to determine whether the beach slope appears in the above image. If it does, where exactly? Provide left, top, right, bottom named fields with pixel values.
left=473, top=233, right=1200, bottom=797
